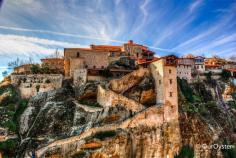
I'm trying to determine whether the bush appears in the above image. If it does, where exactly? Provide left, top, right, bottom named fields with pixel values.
left=0, top=85, right=18, bottom=106
left=175, top=145, right=194, bottom=158
left=41, top=63, right=51, bottom=74
left=177, top=78, right=194, bottom=103
left=45, top=79, right=51, bottom=83
left=4, top=120, right=16, bottom=132
left=13, top=99, right=28, bottom=131
left=36, top=85, right=40, bottom=92
left=227, top=101, right=236, bottom=109
left=30, top=64, right=41, bottom=74
left=0, top=139, right=17, bottom=157
left=220, top=70, right=231, bottom=81
left=205, top=71, right=212, bottom=81
left=99, top=69, right=113, bottom=78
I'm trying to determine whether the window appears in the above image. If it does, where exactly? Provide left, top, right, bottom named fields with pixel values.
left=136, top=53, right=139, bottom=58
left=159, top=80, right=161, bottom=84
left=93, top=65, right=96, bottom=69
left=101, top=66, right=104, bottom=69
left=85, top=65, right=88, bottom=68
left=110, top=52, right=115, bottom=57
left=169, top=79, right=172, bottom=84
left=169, top=69, right=171, bottom=74
left=169, top=92, right=173, bottom=97
left=77, top=52, right=80, bottom=57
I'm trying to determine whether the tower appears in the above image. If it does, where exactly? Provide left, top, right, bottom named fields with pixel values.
left=150, top=55, right=178, bottom=122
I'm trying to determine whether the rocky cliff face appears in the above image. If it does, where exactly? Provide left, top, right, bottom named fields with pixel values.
left=0, top=71, right=236, bottom=158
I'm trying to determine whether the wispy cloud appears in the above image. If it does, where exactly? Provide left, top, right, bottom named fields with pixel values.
left=0, top=0, right=235, bottom=65
left=189, top=0, right=203, bottom=13
left=0, top=26, right=125, bottom=43
left=0, top=34, right=88, bottom=66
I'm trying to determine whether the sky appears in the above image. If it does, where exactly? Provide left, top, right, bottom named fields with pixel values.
left=0, top=0, right=236, bottom=69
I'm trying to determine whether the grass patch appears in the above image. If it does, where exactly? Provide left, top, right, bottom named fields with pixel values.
left=175, top=145, right=194, bottom=158
left=93, top=130, right=116, bottom=140
left=0, top=139, right=18, bottom=157
left=13, top=99, right=29, bottom=131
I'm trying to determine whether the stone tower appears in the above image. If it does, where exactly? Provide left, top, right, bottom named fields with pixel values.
left=150, top=55, right=178, bottom=122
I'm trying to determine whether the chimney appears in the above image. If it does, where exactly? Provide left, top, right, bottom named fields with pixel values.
left=90, top=44, right=95, bottom=49
left=128, top=40, right=133, bottom=44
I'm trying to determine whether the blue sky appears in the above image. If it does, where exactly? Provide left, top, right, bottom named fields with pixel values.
left=0, top=0, right=235, bottom=67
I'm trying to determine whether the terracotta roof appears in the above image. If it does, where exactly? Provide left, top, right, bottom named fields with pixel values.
left=90, top=45, right=121, bottom=51
left=137, top=57, right=159, bottom=64
left=64, top=47, right=91, bottom=51
left=205, top=64, right=222, bottom=67
left=41, top=58, right=64, bottom=61
left=226, top=69, right=236, bottom=73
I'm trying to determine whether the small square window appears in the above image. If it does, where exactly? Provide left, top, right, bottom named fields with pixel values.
left=169, top=79, right=172, bottom=84
left=170, top=92, right=173, bottom=97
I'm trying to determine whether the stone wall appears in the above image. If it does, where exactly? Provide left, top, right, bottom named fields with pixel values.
left=87, top=75, right=106, bottom=81
left=64, top=48, right=110, bottom=77
left=97, top=85, right=144, bottom=113
left=11, top=74, right=63, bottom=98
left=70, top=58, right=85, bottom=77
left=73, top=69, right=87, bottom=86
left=177, top=65, right=193, bottom=82
left=109, top=68, right=150, bottom=94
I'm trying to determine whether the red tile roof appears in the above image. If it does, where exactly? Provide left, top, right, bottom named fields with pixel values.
left=226, top=69, right=236, bottom=73
left=90, top=45, right=121, bottom=51
left=137, top=57, right=159, bottom=64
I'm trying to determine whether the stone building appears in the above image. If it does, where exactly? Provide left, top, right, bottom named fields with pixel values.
left=64, top=40, right=158, bottom=84
left=204, top=56, right=226, bottom=74
left=150, top=55, right=178, bottom=122
left=41, top=58, right=64, bottom=74
left=194, top=56, right=205, bottom=73
left=64, top=47, right=119, bottom=77
left=13, top=64, right=33, bottom=74
left=223, top=61, right=236, bottom=69
left=177, top=57, right=195, bottom=82
left=11, top=74, right=63, bottom=98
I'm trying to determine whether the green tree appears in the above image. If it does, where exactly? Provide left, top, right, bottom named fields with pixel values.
left=30, top=64, right=41, bottom=74
left=41, top=63, right=51, bottom=74
left=205, top=71, right=212, bottom=82
left=220, top=69, right=231, bottom=81
left=36, top=85, right=40, bottom=92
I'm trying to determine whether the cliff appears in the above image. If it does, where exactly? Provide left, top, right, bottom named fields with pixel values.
left=0, top=71, right=236, bottom=158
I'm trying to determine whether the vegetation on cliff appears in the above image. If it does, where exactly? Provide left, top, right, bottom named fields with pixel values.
left=178, top=77, right=236, bottom=157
